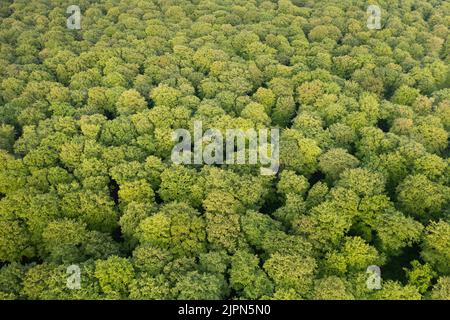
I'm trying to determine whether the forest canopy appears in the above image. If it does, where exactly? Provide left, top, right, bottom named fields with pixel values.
left=0, top=0, right=449, bottom=300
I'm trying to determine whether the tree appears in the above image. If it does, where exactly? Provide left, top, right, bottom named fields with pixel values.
left=318, top=148, right=360, bottom=181
left=202, top=190, right=243, bottom=216
left=412, top=121, right=448, bottom=154
left=129, top=275, right=172, bottom=300
left=229, top=250, right=274, bottom=299
left=0, top=216, right=32, bottom=262
left=21, top=263, right=70, bottom=300
left=206, top=211, right=241, bottom=253
left=397, top=175, right=448, bottom=219
left=150, top=84, right=181, bottom=108
left=305, top=181, right=329, bottom=209
left=173, top=271, right=227, bottom=299
left=198, top=251, right=229, bottom=275
left=119, top=201, right=155, bottom=247
left=61, top=190, right=118, bottom=233
left=132, top=245, right=172, bottom=276
left=272, top=95, right=296, bottom=127
left=0, top=124, right=15, bottom=151
left=158, top=166, right=203, bottom=208
left=372, top=281, right=422, bottom=300
left=413, top=154, right=448, bottom=183
left=280, top=129, right=322, bottom=176
left=263, top=253, right=316, bottom=296
left=337, top=168, right=386, bottom=198
left=116, top=89, right=147, bottom=116
left=431, top=277, right=450, bottom=300
left=261, top=231, right=313, bottom=258
left=404, top=260, right=435, bottom=294
left=137, top=202, right=206, bottom=257
left=118, top=179, right=155, bottom=206
left=241, top=210, right=282, bottom=250
left=421, top=220, right=450, bottom=274
left=241, top=102, right=271, bottom=126
left=94, top=256, right=134, bottom=299
left=323, top=237, right=383, bottom=275
left=292, top=197, right=355, bottom=250
left=373, top=210, right=424, bottom=255
left=0, top=262, right=25, bottom=299
left=392, top=85, right=421, bottom=106
left=41, top=219, right=87, bottom=263
left=253, top=87, right=276, bottom=114
left=99, top=117, right=137, bottom=147
left=312, top=277, right=354, bottom=300
left=277, top=170, right=310, bottom=197
left=308, top=25, right=342, bottom=43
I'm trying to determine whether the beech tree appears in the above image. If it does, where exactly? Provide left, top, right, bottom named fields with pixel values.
left=0, top=0, right=449, bottom=301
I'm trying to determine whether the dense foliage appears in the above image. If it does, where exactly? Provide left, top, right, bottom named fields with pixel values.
left=0, top=0, right=449, bottom=300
